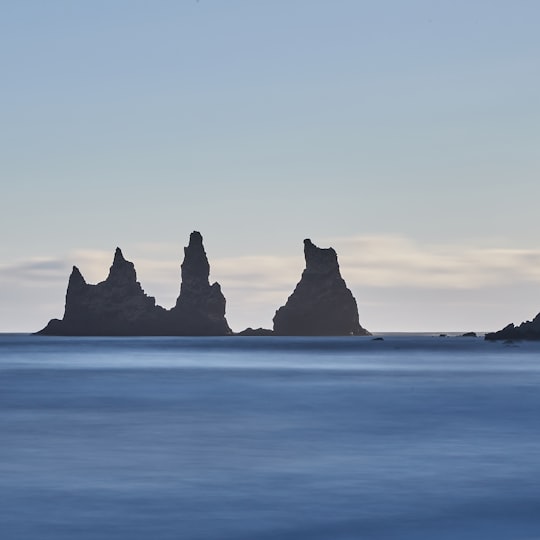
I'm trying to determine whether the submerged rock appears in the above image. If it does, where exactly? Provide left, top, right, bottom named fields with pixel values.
left=485, top=313, right=540, bottom=341
left=37, top=232, right=231, bottom=336
left=273, top=239, right=370, bottom=336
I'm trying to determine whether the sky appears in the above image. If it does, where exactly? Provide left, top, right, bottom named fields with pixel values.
left=1, top=0, right=539, bottom=333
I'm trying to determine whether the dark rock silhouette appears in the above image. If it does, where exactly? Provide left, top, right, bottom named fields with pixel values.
left=485, top=313, right=540, bottom=341
left=273, top=239, right=370, bottom=336
left=37, top=248, right=164, bottom=335
left=168, top=231, right=231, bottom=335
left=460, top=331, right=477, bottom=338
left=236, top=327, right=274, bottom=336
left=37, top=232, right=231, bottom=336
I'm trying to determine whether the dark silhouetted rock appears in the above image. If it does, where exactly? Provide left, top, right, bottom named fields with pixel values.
left=37, top=232, right=231, bottom=336
left=169, top=231, right=231, bottom=335
left=372, top=337, right=384, bottom=341
left=273, top=239, right=370, bottom=336
left=37, top=248, right=164, bottom=335
left=460, top=331, right=477, bottom=338
left=236, top=327, right=274, bottom=336
left=485, top=313, right=540, bottom=341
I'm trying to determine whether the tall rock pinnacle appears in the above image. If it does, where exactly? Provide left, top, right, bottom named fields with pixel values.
left=179, top=232, right=211, bottom=296
left=273, top=239, right=370, bottom=336
left=171, top=231, right=231, bottom=335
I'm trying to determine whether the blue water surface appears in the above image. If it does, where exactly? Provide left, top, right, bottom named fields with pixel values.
left=1, top=334, right=540, bottom=539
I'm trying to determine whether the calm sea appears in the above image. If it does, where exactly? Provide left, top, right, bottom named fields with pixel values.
left=1, top=334, right=540, bottom=539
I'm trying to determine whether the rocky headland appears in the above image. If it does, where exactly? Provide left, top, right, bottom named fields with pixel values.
left=485, top=313, right=540, bottom=341
left=273, top=239, right=370, bottom=336
left=37, top=232, right=231, bottom=336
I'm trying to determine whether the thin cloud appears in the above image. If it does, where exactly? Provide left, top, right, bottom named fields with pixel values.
left=0, top=258, right=69, bottom=284
left=5, top=235, right=540, bottom=294
left=329, top=235, right=540, bottom=289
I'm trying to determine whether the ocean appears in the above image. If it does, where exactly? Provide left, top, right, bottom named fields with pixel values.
left=1, top=334, right=539, bottom=539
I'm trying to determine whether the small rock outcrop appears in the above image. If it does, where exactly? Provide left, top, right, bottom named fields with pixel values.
left=273, top=239, right=370, bottom=336
left=37, top=232, right=231, bottom=336
left=485, top=313, right=540, bottom=341
left=168, top=231, right=231, bottom=335
left=236, top=327, right=274, bottom=336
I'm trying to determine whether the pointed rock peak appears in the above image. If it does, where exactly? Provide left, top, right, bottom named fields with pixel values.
left=68, top=265, right=86, bottom=286
left=113, top=247, right=126, bottom=265
left=273, top=238, right=369, bottom=336
left=303, top=238, right=338, bottom=274
left=181, top=231, right=210, bottom=286
left=174, top=231, right=231, bottom=335
left=107, top=247, right=136, bottom=283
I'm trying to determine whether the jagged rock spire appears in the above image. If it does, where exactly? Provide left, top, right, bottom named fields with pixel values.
left=107, top=247, right=137, bottom=284
left=172, top=231, right=231, bottom=335
left=180, top=231, right=211, bottom=293
left=68, top=265, right=86, bottom=287
left=113, top=247, right=126, bottom=266
left=273, top=238, right=370, bottom=336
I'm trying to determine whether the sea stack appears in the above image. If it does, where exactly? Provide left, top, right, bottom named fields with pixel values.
left=273, top=239, right=370, bottom=336
left=37, top=248, right=164, bottom=335
left=36, top=232, right=231, bottom=336
left=485, top=313, right=540, bottom=341
left=169, top=231, right=231, bottom=335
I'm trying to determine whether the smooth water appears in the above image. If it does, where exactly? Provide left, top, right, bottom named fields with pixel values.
left=1, top=334, right=540, bottom=539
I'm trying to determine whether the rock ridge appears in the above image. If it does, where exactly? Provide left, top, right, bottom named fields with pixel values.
left=37, top=232, right=231, bottom=336
left=485, top=313, right=540, bottom=341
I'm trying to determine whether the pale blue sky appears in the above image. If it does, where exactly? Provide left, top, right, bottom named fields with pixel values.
left=1, top=1, right=539, bottom=332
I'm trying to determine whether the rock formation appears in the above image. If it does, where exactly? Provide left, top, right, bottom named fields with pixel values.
left=236, top=327, right=274, bottom=336
left=37, top=248, right=165, bottom=335
left=37, top=232, right=231, bottom=336
left=485, top=313, right=540, bottom=341
left=168, top=231, right=231, bottom=335
left=273, top=239, right=370, bottom=336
